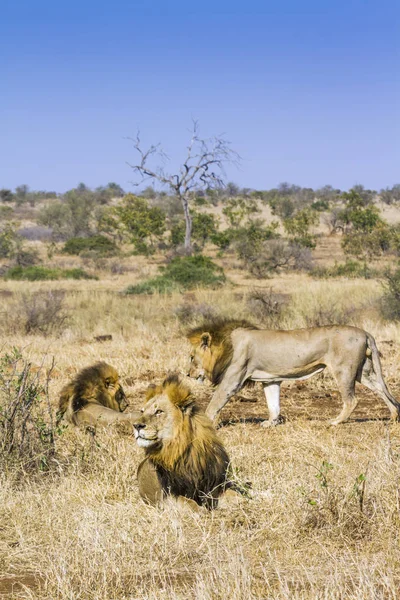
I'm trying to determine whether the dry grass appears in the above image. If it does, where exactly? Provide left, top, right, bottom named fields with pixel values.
left=0, top=273, right=400, bottom=599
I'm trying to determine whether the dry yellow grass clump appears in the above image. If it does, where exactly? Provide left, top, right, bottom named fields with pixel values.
left=0, top=274, right=399, bottom=599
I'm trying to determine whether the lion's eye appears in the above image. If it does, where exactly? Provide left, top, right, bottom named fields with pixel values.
left=155, top=409, right=163, bottom=416
left=140, top=408, right=144, bottom=413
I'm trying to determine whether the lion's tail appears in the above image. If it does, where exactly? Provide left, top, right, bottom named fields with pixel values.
left=366, top=333, right=400, bottom=419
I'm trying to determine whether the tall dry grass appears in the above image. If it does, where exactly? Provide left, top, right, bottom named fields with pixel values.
left=0, top=274, right=399, bottom=599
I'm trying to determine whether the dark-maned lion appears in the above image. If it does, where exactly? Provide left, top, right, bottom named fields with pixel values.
left=133, top=374, right=233, bottom=509
left=187, top=319, right=400, bottom=426
left=58, top=362, right=140, bottom=427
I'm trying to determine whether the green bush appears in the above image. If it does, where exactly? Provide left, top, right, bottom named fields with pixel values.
left=4, top=266, right=97, bottom=281
left=62, top=235, right=117, bottom=256
left=0, top=349, right=58, bottom=471
left=125, top=255, right=225, bottom=295
left=311, top=199, right=330, bottom=212
left=312, top=260, right=374, bottom=279
left=381, top=267, right=400, bottom=320
left=125, top=277, right=179, bottom=295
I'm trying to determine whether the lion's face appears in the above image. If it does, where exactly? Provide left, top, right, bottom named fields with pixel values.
left=187, top=333, right=217, bottom=382
left=133, top=392, right=183, bottom=449
left=100, top=368, right=128, bottom=412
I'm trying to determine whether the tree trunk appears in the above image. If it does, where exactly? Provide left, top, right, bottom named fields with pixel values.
left=181, top=195, right=192, bottom=253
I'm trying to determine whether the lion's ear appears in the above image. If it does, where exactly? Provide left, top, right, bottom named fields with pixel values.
left=146, top=383, right=158, bottom=401
left=201, top=332, right=212, bottom=349
left=180, top=398, right=195, bottom=415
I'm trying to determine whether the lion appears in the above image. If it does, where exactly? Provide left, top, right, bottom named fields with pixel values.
left=187, top=319, right=400, bottom=427
left=58, top=362, right=140, bottom=427
left=133, top=374, right=235, bottom=509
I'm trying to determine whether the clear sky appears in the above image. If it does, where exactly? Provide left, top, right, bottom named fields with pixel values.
left=1, top=0, right=399, bottom=193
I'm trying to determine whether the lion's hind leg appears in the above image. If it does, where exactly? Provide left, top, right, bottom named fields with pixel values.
left=217, top=488, right=245, bottom=510
left=359, top=359, right=400, bottom=421
left=329, top=366, right=358, bottom=426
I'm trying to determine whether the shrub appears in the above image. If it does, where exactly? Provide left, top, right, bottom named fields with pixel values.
left=0, top=223, right=21, bottom=258
left=114, top=194, right=166, bottom=255
left=381, top=267, right=400, bottom=320
left=15, top=291, right=70, bottom=336
left=300, top=301, right=359, bottom=328
left=380, top=184, right=400, bottom=205
left=269, top=195, right=296, bottom=219
left=0, top=205, right=13, bottom=220
left=125, top=255, right=226, bottom=295
left=283, top=208, right=319, bottom=249
left=311, top=199, right=330, bottom=212
left=0, top=348, right=57, bottom=471
left=62, top=235, right=117, bottom=256
left=4, top=266, right=97, bottom=281
left=125, top=277, right=178, bottom=295
left=0, top=188, right=14, bottom=202
left=174, top=302, right=219, bottom=325
left=246, top=288, right=289, bottom=327
left=312, top=260, right=374, bottom=279
left=242, top=239, right=313, bottom=278
left=342, top=225, right=393, bottom=259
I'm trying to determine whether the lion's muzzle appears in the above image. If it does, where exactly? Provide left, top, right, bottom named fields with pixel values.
left=116, top=387, right=129, bottom=412
left=133, top=422, right=158, bottom=448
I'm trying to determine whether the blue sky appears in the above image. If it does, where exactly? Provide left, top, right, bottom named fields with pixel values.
left=1, top=0, right=399, bottom=193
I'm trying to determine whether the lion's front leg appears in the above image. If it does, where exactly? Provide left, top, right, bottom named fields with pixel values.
left=205, top=363, right=247, bottom=422
left=137, top=459, right=165, bottom=506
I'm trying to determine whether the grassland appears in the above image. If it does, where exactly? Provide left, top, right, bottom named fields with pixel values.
left=0, top=264, right=400, bottom=599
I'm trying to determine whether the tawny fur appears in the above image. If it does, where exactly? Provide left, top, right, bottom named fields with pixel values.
left=188, top=319, right=257, bottom=384
left=187, top=319, right=400, bottom=426
left=135, top=374, right=230, bottom=508
left=58, top=362, right=132, bottom=427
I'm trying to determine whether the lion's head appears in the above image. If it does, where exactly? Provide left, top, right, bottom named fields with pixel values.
left=134, top=374, right=230, bottom=507
left=58, top=362, right=128, bottom=425
left=187, top=319, right=257, bottom=385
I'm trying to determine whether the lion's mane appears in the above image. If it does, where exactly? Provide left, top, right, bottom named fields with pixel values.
left=58, top=362, right=126, bottom=425
left=187, top=318, right=258, bottom=385
left=139, top=374, right=230, bottom=507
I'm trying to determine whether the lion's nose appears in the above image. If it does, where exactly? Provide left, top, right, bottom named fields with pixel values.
left=133, top=422, right=145, bottom=431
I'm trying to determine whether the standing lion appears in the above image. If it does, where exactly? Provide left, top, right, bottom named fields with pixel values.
left=58, top=362, right=140, bottom=427
left=187, top=319, right=400, bottom=426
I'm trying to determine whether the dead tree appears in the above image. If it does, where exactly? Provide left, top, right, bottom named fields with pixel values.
left=127, top=121, right=239, bottom=252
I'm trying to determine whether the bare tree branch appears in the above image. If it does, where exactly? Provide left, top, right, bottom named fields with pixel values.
left=127, top=122, right=240, bottom=251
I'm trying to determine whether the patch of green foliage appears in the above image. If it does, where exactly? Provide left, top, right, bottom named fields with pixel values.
left=283, top=208, right=318, bottom=249
left=381, top=267, right=400, bottom=320
left=4, top=266, right=97, bottom=281
left=113, top=194, right=166, bottom=255
left=170, top=212, right=219, bottom=249
left=62, top=235, right=117, bottom=256
left=311, top=199, right=330, bottom=212
left=125, top=255, right=225, bottom=295
left=312, top=260, right=375, bottom=279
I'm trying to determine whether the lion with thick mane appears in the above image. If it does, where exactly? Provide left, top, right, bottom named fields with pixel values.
left=58, top=362, right=140, bottom=427
left=133, top=374, right=233, bottom=509
left=187, top=319, right=400, bottom=426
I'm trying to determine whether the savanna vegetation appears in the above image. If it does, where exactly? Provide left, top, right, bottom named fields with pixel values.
left=0, top=177, right=400, bottom=599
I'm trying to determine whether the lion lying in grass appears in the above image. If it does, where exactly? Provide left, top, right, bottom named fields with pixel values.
left=133, top=374, right=238, bottom=509
left=187, top=319, right=400, bottom=426
left=58, top=362, right=140, bottom=427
